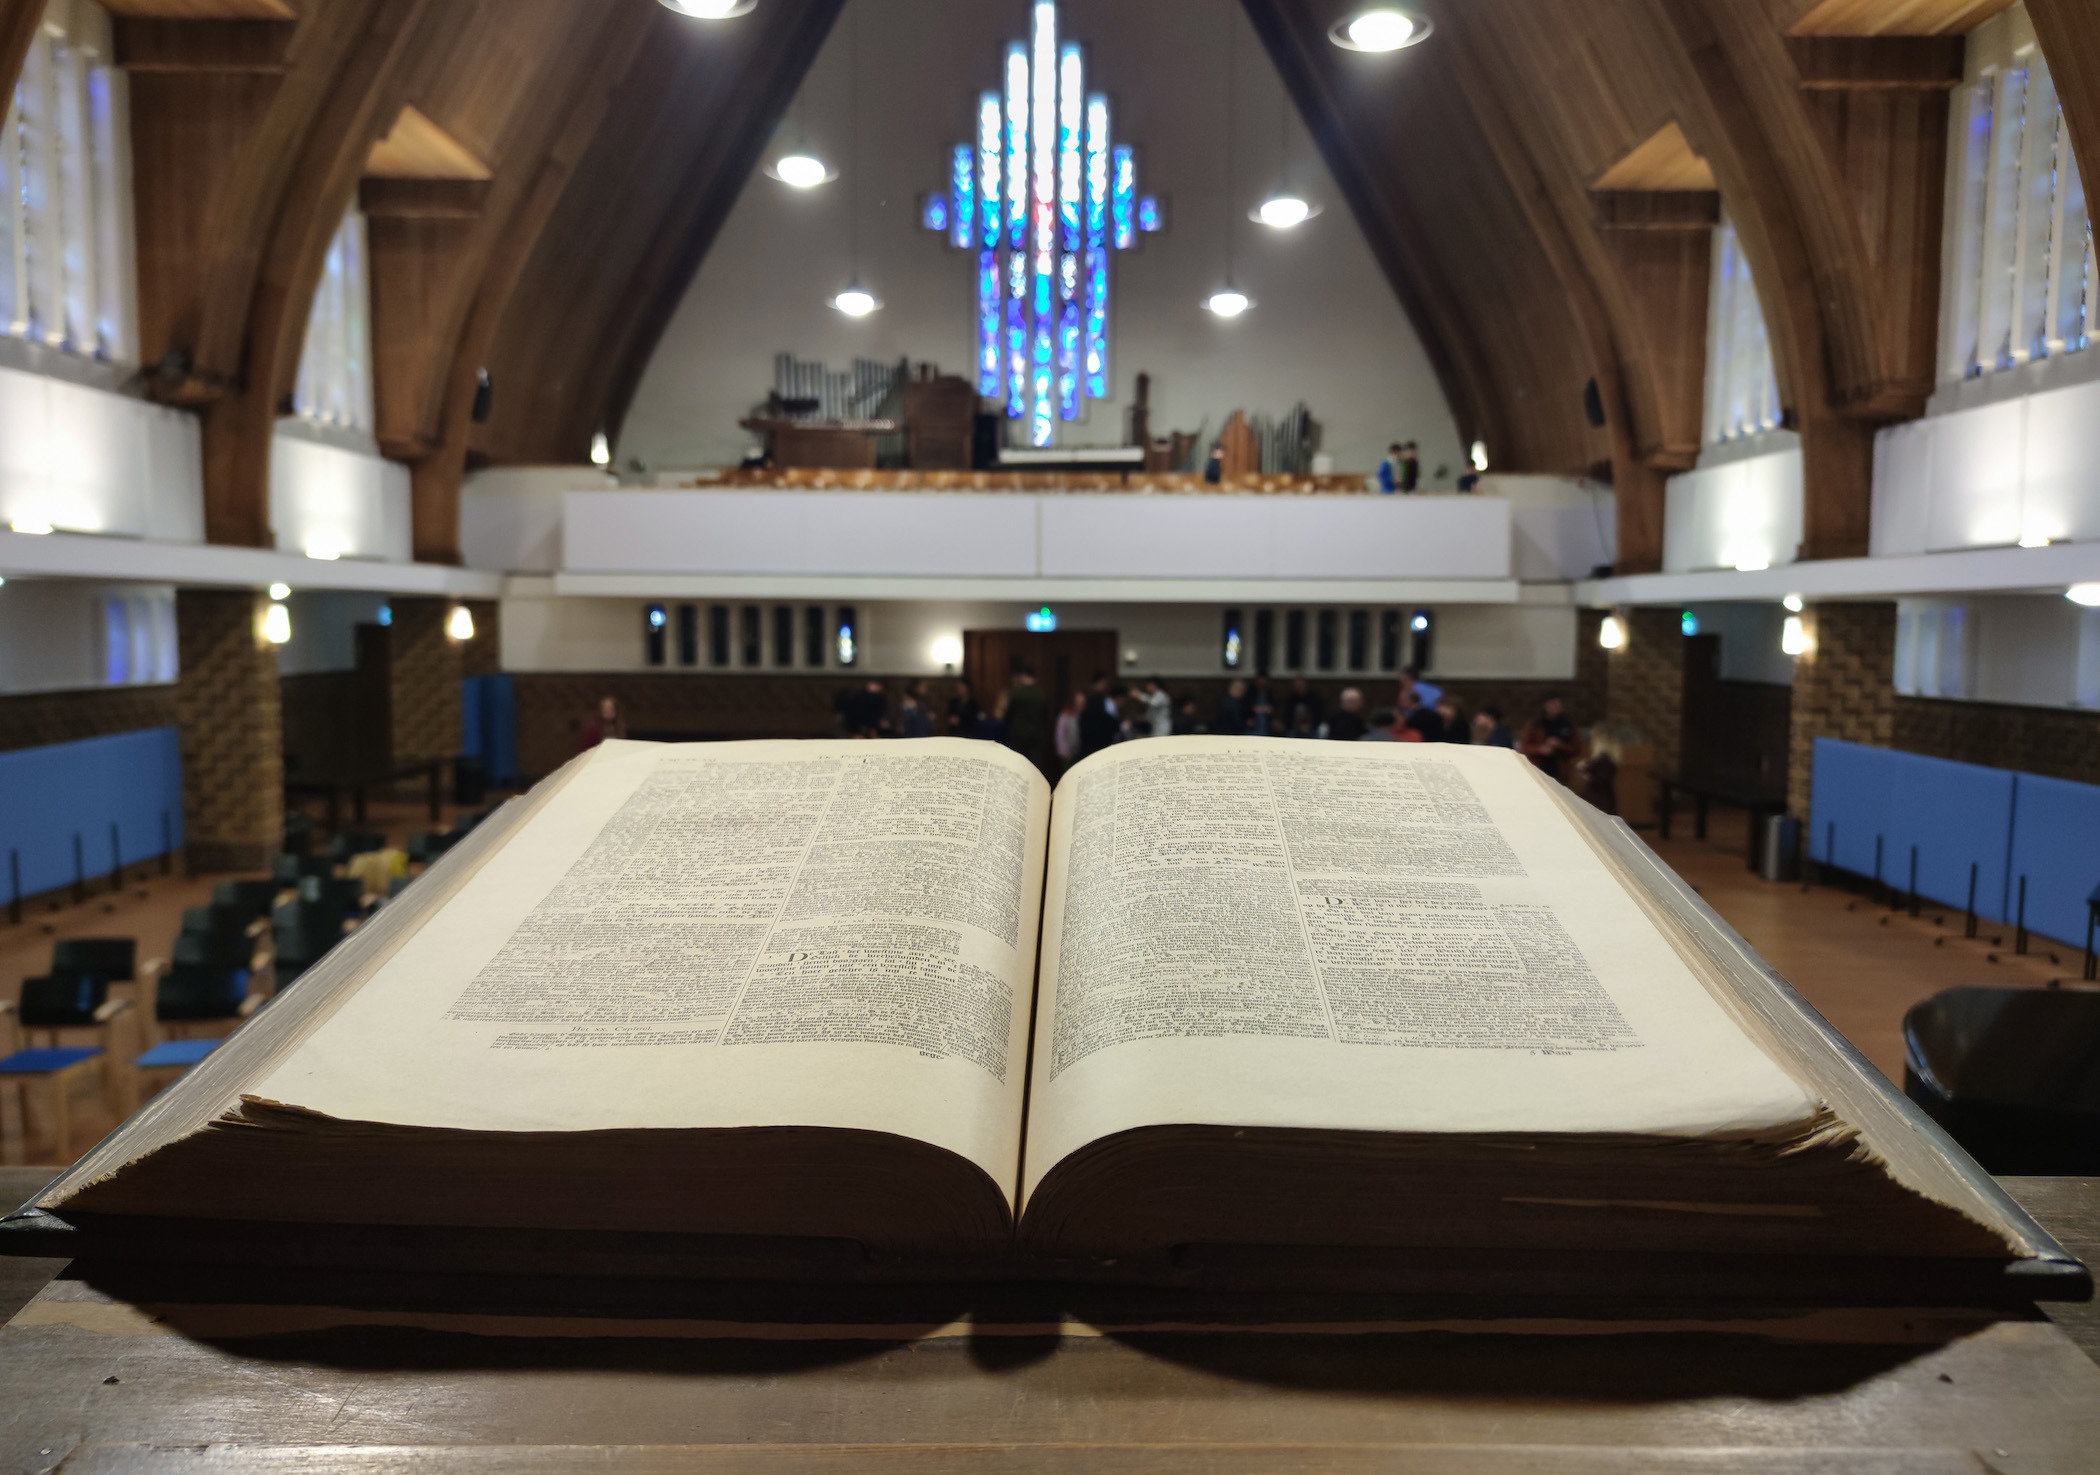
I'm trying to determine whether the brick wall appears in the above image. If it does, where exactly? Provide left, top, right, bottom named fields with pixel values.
left=174, top=589, right=282, bottom=872
left=0, top=685, right=179, bottom=755
left=1604, top=608, right=1686, bottom=776
left=1892, top=696, right=2100, bottom=787
left=1786, top=601, right=1896, bottom=817
left=388, top=597, right=463, bottom=767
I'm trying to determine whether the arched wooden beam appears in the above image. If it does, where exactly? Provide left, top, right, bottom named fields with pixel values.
left=0, top=0, right=40, bottom=106
left=196, top=0, right=434, bottom=547
left=2027, top=0, right=2100, bottom=213
left=474, top=0, right=846, bottom=468
left=1240, top=0, right=1514, bottom=464
left=1650, top=0, right=1876, bottom=561
left=404, top=2, right=665, bottom=563
left=1429, top=4, right=1675, bottom=571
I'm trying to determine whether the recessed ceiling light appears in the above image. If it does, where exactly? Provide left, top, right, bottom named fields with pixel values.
left=1251, top=194, right=1316, bottom=229
left=1205, top=289, right=1251, bottom=317
left=2067, top=583, right=2100, bottom=608
left=833, top=288, right=881, bottom=317
left=1330, top=8, right=1432, bottom=52
left=767, top=153, right=836, bottom=189
left=658, top=0, right=755, bottom=18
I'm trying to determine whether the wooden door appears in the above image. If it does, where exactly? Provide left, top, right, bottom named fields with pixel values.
left=963, top=629, right=1118, bottom=715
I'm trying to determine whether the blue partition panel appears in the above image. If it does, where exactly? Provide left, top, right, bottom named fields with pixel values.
left=0, top=727, right=184, bottom=901
left=2008, top=772, right=2100, bottom=948
left=460, top=675, right=517, bottom=786
left=1807, top=738, right=1895, bottom=879
left=1880, top=750, right=2018, bottom=921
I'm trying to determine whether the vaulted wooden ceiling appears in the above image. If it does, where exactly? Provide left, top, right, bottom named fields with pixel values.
left=3, top=0, right=2097, bottom=572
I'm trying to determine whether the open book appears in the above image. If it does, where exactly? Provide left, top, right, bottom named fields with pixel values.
left=6, top=738, right=2082, bottom=1300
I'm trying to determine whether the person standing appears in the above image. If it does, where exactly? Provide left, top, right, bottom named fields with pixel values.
left=578, top=695, right=626, bottom=751
left=1398, top=441, right=1421, bottom=493
left=1003, top=667, right=1050, bottom=770
left=1521, top=694, right=1578, bottom=780
left=1248, top=675, right=1277, bottom=736
left=1471, top=706, right=1516, bottom=749
left=1054, top=691, right=1084, bottom=771
left=1283, top=677, right=1324, bottom=736
left=945, top=679, right=981, bottom=739
left=1327, top=687, right=1368, bottom=742
left=1141, top=677, right=1173, bottom=737
left=897, top=681, right=934, bottom=738
left=1377, top=443, right=1405, bottom=494
left=1212, top=679, right=1250, bottom=737
left=1077, top=673, right=1120, bottom=758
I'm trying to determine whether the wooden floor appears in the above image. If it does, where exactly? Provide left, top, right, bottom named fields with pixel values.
left=1648, top=809, right=2079, bottom=1083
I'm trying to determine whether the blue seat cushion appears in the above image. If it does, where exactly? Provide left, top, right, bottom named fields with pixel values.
left=0, top=1046, right=103, bottom=1075
left=136, top=1039, right=221, bottom=1069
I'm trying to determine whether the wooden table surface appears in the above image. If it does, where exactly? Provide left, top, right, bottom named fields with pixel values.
left=3, top=1169, right=2099, bottom=1472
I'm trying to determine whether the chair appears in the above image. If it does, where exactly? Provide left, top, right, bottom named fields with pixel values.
left=326, top=829, right=387, bottom=864
left=1904, top=986, right=2100, bottom=1175
left=0, top=1046, right=104, bottom=1164
left=212, top=880, right=281, bottom=923
left=273, top=898, right=349, bottom=986
left=300, top=874, right=367, bottom=924
left=50, top=936, right=143, bottom=1011
left=272, top=853, right=333, bottom=887
left=133, top=1038, right=221, bottom=1102
left=153, top=961, right=262, bottom=1042
left=14, top=974, right=138, bottom=1119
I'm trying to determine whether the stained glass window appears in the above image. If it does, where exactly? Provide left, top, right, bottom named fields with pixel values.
left=923, top=1, right=1155, bottom=446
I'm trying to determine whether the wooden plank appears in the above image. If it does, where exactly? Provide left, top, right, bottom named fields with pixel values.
left=113, top=18, right=292, bottom=72
left=1787, top=0, right=2017, bottom=37
left=366, top=103, right=492, bottom=181
left=3, top=1279, right=2098, bottom=1470
left=1592, top=191, right=1723, bottom=231
left=1787, top=36, right=1965, bottom=88
left=1591, top=122, right=1717, bottom=192
left=101, top=0, right=296, bottom=17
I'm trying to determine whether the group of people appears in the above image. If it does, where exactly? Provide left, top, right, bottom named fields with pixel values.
left=837, top=671, right=1607, bottom=804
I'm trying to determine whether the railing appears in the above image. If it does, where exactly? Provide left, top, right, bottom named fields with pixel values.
left=676, top=468, right=1387, bottom=496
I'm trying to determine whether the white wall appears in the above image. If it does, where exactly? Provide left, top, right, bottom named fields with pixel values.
left=620, top=0, right=1461, bottom=479
left=1491, top=475, right=1616, bottom=582
left=1685, top=601, right=1795, bottom=687
left=1896, top=593, right=2100, bottom=710
left=1874, top=375, right=2100, bottom=556
left=1662, top=444, right=1804, bottom=573
left=0, top=577, right=177, bottom=697
left=268, top=425, right=412, bottom=563
left=499, top=585, right=1574, bottom=682
left=563, top=488, right=1513, bottom=582
left=461, top=466, right=615, bottom=573
left=0, top=364, right=203, bottom=541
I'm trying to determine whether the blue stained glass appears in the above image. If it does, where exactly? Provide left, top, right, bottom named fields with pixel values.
left=977, top=251, right=1002, bottom=395
left=1032, top=318, right=1054, bottom=446
left=1058, top=301, right=1081, bottom=421
left=1084, top=246, right=1108, bottom=399
left=1035, top=253, right=1052, bottom=316
left=1005, top=45, right=1028, bottom=251
left=1058, top=45, right=1082, bottom=255
left=950, top=145, right=974, bottom=248
left=1137, top=196, right=1162, bottom=233
left=978, top=94, right=1003, bottom=251
left=1008, top=249, right=1026, bottom=300
left=1111, top=146, right=1136, bottom=250
left=1060, top=252, right=1077, bottom=302
left=1085, top=95, right=1109, bottom=252
left=1006, top=296, right=1027, bottom=419
left=923, top=195, right=949, bottom=233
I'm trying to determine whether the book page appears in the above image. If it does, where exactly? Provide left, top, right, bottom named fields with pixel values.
left=247, top=739, right=1050, bottom=1208
left=1022, top=737, right=1819, bottom=1205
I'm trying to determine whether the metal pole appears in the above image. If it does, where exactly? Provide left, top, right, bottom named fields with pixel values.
left=2016, top=875, right=2029, bottom=956
left=1965, top=862, right=1978, bottom=940
left=109, top=822, right=123, bottom=893
left=2086, top=904, right=2096, bottom=982
left=72, top=833, right=86, bottom=905
left=161, top=808, right=174, bottom=875
left=1873, top=835, right=1885, bottom=906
